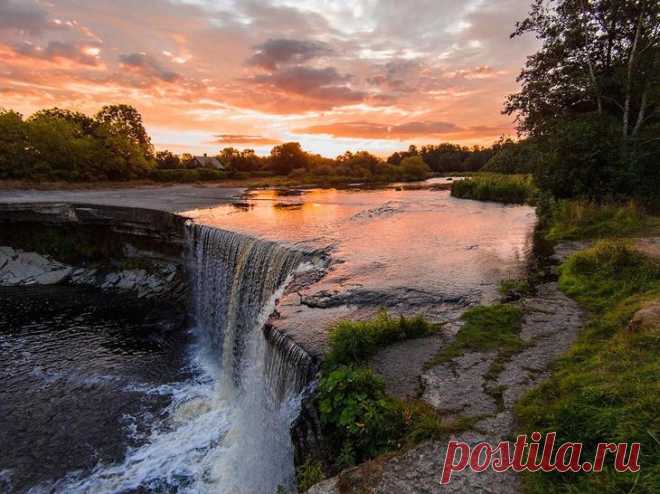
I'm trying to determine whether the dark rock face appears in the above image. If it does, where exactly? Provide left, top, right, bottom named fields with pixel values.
left=0, top=202, right=187, bottom=301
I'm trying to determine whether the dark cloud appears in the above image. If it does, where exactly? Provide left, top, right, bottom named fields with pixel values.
left=119, top=52, right=180, bottom=82
left=295, top=120, right=462, bottom=139
left=213, top=134, right=282, bottom=146
left=367, top=59, right=422, bottom=91
left=13, top=41, right=100, bottom=66
left=251, top=66, right=365, bottom=103
left=247, top=38, right=332, bottom=70
left=0, top=0, right=49, bottom=33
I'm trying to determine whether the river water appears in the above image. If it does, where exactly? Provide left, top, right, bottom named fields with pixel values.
left=0, top=184, right=535, bottom=493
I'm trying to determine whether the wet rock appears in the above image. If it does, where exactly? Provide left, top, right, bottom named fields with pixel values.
left=550, top=240, right=593, bottom=264
left=0, top=248, right=72, bottom=286
left=310, top=281, right=584, bottom=493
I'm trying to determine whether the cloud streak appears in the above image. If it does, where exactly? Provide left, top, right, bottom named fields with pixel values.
left=0, top=0, right=538, bottom=155
left=296, top=120, right=463, bottom=139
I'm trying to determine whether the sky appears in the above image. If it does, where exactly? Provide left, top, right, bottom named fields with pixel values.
left=0, top=0, right=539, bottom=157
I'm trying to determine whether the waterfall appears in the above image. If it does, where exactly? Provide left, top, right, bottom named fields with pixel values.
left=56, top=223, right=317, bottom=493
left=186, top=223, right=305, bottom=388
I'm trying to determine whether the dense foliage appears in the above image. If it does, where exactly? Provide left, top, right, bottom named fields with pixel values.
left=315, top=312, right=455, bottom=471
left=0, top=106, right=155, bottom=181
left=505, top=0, right=659, bottom=202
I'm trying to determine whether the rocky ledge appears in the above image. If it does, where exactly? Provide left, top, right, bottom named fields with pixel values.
left=0, top=246, right=184, bottom=299
left=0, top=202, right=188, bottom=301
left=306, top=243, right=587, bottom=494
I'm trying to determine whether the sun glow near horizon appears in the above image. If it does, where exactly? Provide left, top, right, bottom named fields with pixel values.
left=0, top=0, right=538, bottom=157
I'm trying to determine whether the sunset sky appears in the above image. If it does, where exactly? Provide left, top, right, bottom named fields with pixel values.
left=0, top=0, right=539, bottom=157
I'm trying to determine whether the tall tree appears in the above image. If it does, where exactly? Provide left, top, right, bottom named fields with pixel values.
left=95, top=104, right=154, bottom=157
left=506, top=0, right=659, bottom=139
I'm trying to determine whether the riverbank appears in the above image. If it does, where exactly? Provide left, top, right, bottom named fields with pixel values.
left=303, top=200, right=659, bottom=493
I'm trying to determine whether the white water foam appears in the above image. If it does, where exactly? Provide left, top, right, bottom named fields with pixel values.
left=40, top=225, right=311, bottom=494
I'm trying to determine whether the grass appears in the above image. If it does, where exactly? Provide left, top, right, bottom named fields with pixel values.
left=425, top=304, right=524, bottom=368
left=542, top=199, right=658, bottom=241
left=450, top=173, right=538, bottom=204
left=311, top=311, right=471, bottom=482
left=516, top=240, right=660, bottom=494
left=499, top=277, right=534, bottom=298
left=325, top=310, right=438, bottom=368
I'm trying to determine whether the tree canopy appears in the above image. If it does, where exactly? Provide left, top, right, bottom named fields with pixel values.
left=506, top=0, right=659, bottom=139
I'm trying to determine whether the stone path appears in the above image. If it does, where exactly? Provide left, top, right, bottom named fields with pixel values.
left=309, top=280, right=584, bottom=493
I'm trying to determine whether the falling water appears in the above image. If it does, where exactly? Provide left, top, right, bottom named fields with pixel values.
left=51, top=223, right=315, bottom=493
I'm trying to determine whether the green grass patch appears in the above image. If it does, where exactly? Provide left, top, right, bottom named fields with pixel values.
left=325, top=310, right=438, bottom=369
left=543, top=199, right=657, bottom=241
left=312, top=311, right=468, bottom=478
left=516, top=241, right=660, bottom=494
left=559, top=240, right=660, bottom=313
left=450, top=173, right=538, bottom=204
left=426, top=304, right=524, bottom=368
left=499, top=277, right=533, bottom=298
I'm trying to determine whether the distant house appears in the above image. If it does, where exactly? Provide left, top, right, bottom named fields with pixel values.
left=191, top=154, right=225, bottom=170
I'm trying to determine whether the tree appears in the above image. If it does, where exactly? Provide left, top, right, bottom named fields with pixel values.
left=398, top=155, right=431, bottom=180
left=506, top=0, right=659, bottom=139
left=31, top=108, right=97, bottom=137
left=0, top=109, right=28, bottom=179
left=95, top=104, right=154, bottom=158
left=155, top=150, right=182, bottom=169
left=269, top=142, right=309, bottom=175
left=482, top=138, right=540, bottom=174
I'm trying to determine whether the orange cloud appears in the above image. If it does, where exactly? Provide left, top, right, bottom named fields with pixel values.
left=212, top=134, right=283, bottom=146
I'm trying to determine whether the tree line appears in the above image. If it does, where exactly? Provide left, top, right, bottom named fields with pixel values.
left=505, top=0, right=659, bottom=203
left=0, top=104, right=530, bottom=183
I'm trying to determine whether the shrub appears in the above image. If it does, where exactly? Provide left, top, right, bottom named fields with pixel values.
left=325, top=311, right=436, bottom=368
left=398, top=155, right=431, bottom=181
left=450, top=174, right=537, bottom=204
left=296, top=460, right=325, bottom=492
left=315, top=312, right=458, bottom=473
left=318, top=366, right=404, bottom=466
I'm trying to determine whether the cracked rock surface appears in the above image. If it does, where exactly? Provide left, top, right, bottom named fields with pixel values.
left=309, top=276, right=584, bottom=493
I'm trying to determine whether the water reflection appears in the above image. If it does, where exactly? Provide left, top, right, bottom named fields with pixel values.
left=184, top=187, right=536, bottom=308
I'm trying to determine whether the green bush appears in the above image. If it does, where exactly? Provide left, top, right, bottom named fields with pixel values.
left=315, top=312, right=456, bottom=473
left=450, top=174, right=538, bottom=204
left=318, top=366, right=404, bottom=466
left=325, top=311, right=436, bottom=368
